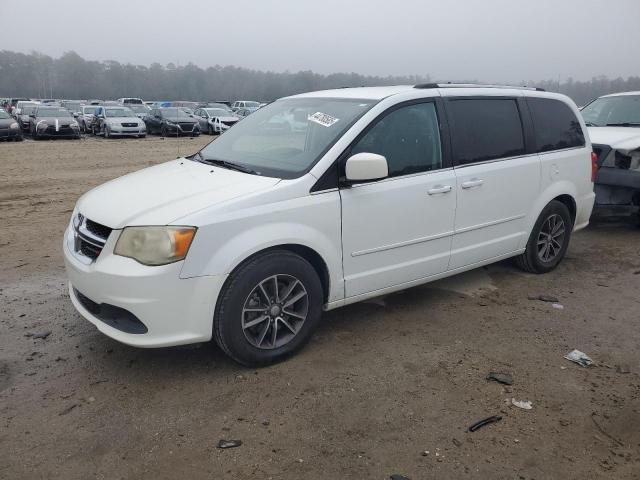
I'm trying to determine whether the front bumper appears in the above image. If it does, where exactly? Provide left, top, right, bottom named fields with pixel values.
left=108, top=127, right=146, bottom=136
left=63, top=225, right=226, bottom=347
left=0, top=128, right=22, bottom=139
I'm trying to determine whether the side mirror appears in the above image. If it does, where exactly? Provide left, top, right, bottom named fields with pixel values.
left=344, top=152, right=388, bottom=183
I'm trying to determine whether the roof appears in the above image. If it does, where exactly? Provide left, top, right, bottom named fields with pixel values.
left=601, top=91, right=640, bottom=98
left=288, top=83, right=547, bottom=101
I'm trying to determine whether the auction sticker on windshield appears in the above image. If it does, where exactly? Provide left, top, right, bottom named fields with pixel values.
left=308, top=112, right=340, bottom=127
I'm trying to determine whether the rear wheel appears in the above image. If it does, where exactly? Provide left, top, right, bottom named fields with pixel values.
left=208, top=125, right=214, bottom=135
left=213, top=250, right=323, bottom=366
left=515, top=200, right=572, bottom=273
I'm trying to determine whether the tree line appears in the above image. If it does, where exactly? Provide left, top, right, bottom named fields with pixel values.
left=1, top=50, right=639, bottom=106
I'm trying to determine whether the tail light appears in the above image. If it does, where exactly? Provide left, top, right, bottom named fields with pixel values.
left=591, top=151, right=598, bottom=182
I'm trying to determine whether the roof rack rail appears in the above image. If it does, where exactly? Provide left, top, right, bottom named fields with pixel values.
left=414, top=83, right=545, bottom=92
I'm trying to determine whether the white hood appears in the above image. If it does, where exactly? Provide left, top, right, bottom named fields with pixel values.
left=588, top=127, right=640, bottom=151
left=76, top=159, right=280, bottom=228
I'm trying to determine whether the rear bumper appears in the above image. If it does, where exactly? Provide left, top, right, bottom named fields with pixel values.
left=574, top=191, right=596, bottom=231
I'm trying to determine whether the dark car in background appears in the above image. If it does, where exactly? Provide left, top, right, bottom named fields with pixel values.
left=16, top=104, right=38, bottom=133
left=29, top=106, right=81, bottom=139
left=0, top=109, right=23, bottom=141
left=144, top=107, right=200, bottom=137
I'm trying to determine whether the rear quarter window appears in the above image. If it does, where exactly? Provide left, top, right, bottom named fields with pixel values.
left=527, top=97, right=585, bottom=152
left=447, top=98, right=526, bottom=165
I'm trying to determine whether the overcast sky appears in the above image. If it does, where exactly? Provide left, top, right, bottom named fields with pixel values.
left=1, top=0, right=639, bottom=82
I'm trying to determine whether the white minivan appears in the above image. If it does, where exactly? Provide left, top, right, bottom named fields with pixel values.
left=64, top=84, right=595, bottom=365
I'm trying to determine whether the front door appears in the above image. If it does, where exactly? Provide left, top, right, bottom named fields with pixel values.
left=340, top=100, right=456, bottom=298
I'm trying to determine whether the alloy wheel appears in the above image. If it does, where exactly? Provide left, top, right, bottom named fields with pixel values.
left=241, top=274, right=309, bottom=350
left=537, top=214, right=565, bottom=262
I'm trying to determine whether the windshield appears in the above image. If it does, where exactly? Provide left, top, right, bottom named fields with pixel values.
left=38, top=108, right=71, bottom=118
left=105, top=108, right=135, bottom=117
left=198, top=97, right=375, bottom=178
left=22, top=106, right=36, bottom=115
left=161, top=108, right=192, bottom=118
left=581, top=95, right=640, bottom=126
left=129, top=105, right=149, bottom=113
left=83, top=107, right=99, bottom=114
left=205, top=108, right=232, bottom=117
left=244, top=102, right=260, bottom=108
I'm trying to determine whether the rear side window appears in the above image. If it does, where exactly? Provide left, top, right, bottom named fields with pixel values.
left=528, top=97, right=585, bottom=152
left=448, top=99, right=525, bottom=165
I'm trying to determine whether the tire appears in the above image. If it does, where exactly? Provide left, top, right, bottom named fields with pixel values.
left=213, top=250, right=323, bottom=366
left=139, top=134, right=146, bottom=139
left=104, top=126, right=110, bottom=138
left=208, top=125, right=214, bottom=135
left=161, top=125, right=167, bottom=137
left=515, top=200, right=572, bottom=274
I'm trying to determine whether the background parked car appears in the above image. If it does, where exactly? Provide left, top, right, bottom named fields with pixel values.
left=15, top=104, right=38, bottom=133
left=582, top=91, right=640, bottom=224
left=231, top=100, right=260, bottom=113
left=78, top=105, right=100, bottom=133
left=61, top=100, right=85, bottom=117
left=91, top=106, right=146, bottom=138
left=144, top=107, right=200, bottom=137
left=194, top=107, right=240, bottom=134
left=127, top=103, right=150, bottom=119
left=117, top=97, right=144, bottom=105
left=0, top=109, right=23, bottom=141
left=28, top=105, right=80, bottom=139
left=234, top=107, right=254, bottom=118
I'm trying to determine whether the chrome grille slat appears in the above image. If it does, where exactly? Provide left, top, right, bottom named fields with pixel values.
left=72, top=214, right=112, bottom=262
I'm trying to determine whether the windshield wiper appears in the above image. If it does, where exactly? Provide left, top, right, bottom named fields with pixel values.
left=584, top=122, right=600, bottom=127
left=605, top=122, right=640, bottom=127
left=199, top=155, right=260, bottom=175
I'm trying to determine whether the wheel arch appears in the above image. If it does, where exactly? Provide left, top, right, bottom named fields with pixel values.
left=221, top=244, right=332, bottom=304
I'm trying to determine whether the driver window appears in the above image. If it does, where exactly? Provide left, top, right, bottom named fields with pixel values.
left=351, top=102, right=442, bottom=177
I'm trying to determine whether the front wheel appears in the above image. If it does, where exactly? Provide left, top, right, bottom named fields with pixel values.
left=515, top=200, right=572, bottom=273
left=213, top=250, right=323, bottom=366
left=161, top=125, right=168, bottom=137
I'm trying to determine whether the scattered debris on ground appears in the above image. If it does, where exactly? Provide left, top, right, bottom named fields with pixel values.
left=564, top=349, right=594, bottom=367
left=468, top=415, right=502, bottom=432
left=511, top=398, right=533, bottom=410
left=528, top=294, right=559, bottom=303
left=390, top=475, right=410, bottom=480
left=486, top=372, right=513, bottom=385
left=217, top=439, right=242, bottom=449
left=552, top=303, right=564, bottom=310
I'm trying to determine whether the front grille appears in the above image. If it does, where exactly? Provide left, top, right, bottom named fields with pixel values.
left=121, top=122, right=138, bottom=127
left=85, top=219, right=112, bottom=240
left=73, top=214, right=111, bottom=262
left=178, top=122, right=194, bottom=132
left=74, top=288, right=148, bottom=334
left=45, top=125, right=73, bottom=134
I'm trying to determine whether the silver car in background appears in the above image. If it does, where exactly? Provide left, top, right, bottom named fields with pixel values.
left=78, top=105, right=100, bottom=133
left=193, top=107, right=240, bottom=134
left=94, top=106, right=146, bottom=138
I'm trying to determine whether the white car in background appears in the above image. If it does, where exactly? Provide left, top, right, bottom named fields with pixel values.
left=581, top=91, right=640, bottom=223
left=93, top=106, right=146, bottom=138
left=193, top=107, right=240, bottom=134
left=64, top=84, right=594, bottom=366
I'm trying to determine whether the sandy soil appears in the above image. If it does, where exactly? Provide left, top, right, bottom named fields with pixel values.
left=1, top=136, right=639, bottom=479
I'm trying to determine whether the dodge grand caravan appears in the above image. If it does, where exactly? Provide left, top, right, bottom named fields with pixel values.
left=64, top=84, right=595, bottom=365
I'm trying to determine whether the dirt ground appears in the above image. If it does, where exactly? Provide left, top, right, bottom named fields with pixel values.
left=1, top=136, right=639, bottom=480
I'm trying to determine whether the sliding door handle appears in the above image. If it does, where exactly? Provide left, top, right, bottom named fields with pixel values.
left=461, top=178, right=484, bottom=189
left=427, top=185, right=452, bottom=195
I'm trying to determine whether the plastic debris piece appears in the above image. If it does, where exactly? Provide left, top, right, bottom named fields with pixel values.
left=552, top=303, right=564, bottom=310
left=486, top=372, right=513, bottom=385
left=511, top=398, right=533, bottom=410
left=468, top=415, right=502, bottom=432
left=217, top=439, right=242, bottom=449
left=564, top=349, right=594, bottom=367
left=528, top=294, right=559, bottom=303
left=390, top=475, right=410, bottom=480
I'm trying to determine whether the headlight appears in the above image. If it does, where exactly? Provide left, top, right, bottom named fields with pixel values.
left=114, top=226, right=196, bottom=266
left=165, top=120, right=176, bottom=126
left=70, top=121, right=79, bottom=128
left=37, top=121, right=48, bottom=129
left=9, top=122, right=19, bottom=129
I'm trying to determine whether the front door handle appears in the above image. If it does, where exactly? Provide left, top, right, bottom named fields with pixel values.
left=461, top=178, right=484, bottom=189
left=427, top=185, right=452, bottom=195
